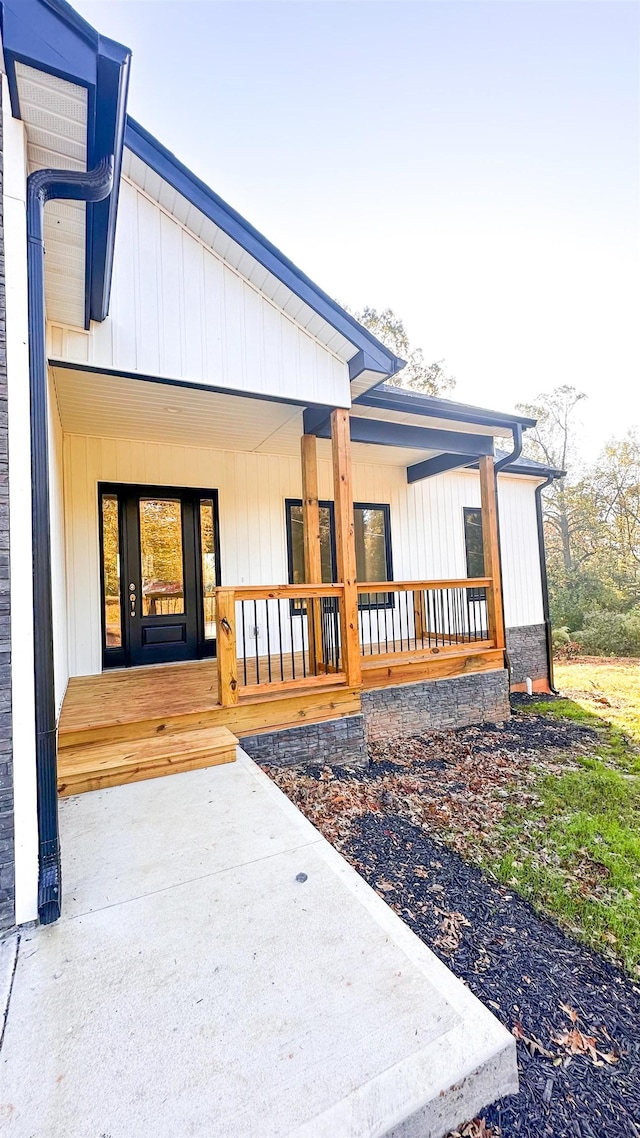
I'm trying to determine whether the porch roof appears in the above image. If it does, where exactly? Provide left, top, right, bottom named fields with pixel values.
left=51, top=362, right=546, bottom=481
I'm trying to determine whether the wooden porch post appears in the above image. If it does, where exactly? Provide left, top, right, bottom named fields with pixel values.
left=330, top=409, right=361, bottom=688
left=479, top=455, right=506, bottom=650
left=301, top=434, right=324, bottom=673
left=216, top=587, right=239, bottom=706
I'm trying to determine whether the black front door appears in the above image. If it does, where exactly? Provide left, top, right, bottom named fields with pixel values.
left=99, top=484, right=220, bottom=668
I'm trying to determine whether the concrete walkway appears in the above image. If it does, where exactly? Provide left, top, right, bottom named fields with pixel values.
left=0, top=752, right=517, bottom=1137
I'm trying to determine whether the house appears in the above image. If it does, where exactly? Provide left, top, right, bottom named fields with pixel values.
left=0, top=0, right=560, bottom=939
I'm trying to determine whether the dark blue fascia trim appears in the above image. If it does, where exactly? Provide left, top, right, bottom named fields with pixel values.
left=303, top=408, right=495, bottom=456
left=355, top=384, right=537, bottom=431
left=347, top=350, right=392, bottom=382
left=1, top=0, right=99, bottom=108
left=1, top=1, right=131, bottom=327
left=86, top=43, right=131, bottom=324
left=124, top=118, right=405, bottom=382
left=407, top=453, right=479, bottom=483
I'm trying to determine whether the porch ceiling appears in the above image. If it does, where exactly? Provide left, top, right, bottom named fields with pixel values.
left=50, top=366, right=434, bottom=467
left=51, top=366, right=303, bottom=453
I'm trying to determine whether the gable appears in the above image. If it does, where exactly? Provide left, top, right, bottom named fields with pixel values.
left=51, top=171, right=352, bottom=407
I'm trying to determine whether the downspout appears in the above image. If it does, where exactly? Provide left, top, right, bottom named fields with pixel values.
left=27, top=159, right=114, bottom=925
left=492, top=424, right=523, bottom=685
left=535, top=475, right=559, bottom=694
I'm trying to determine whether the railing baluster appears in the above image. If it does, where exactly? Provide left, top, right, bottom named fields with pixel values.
left=289, top=600, right=296, bottom=680
left=301, top=601, right=307, bottom=678
left=241, top=600, right=248, bottom=684
left=266, top=599, right=272, bottom=682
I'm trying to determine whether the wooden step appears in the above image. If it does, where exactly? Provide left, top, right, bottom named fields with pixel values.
left=58, top=725, right=238, bottom=797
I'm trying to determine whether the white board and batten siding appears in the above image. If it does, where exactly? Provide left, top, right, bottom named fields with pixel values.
left=63, top=433, right=544, bottom=678
left=48, top=178, right=352, bottom=409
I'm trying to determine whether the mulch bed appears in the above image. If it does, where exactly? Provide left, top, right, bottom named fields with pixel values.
left=262, top=712, right=640, bottom=1138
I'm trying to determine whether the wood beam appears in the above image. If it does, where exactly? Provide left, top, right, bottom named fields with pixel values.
left=330, top=409, right=361, bottom=689
left=407, top=452, right=478, bottom=483
left=304, top=409, right=494, bottom=457
left=478, top=455, right=506, bottom=651
left=301, top=433, right=324, bottom=674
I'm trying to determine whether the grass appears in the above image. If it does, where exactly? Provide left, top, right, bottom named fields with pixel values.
left=555, top=659, right=640, bottom=756
left=488, top=659, right=640, bottom=974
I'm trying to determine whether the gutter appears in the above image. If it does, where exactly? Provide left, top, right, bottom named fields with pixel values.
left=534, top=475, right=559, bottom=694
left=492, top=424, right=523, bottom=685
left=27, top=158, right=114, bottom=925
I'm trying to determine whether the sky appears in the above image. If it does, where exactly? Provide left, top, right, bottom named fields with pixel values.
left=74, top=0, right=640, bottom=462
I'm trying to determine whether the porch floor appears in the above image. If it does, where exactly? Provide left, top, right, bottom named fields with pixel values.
left=59, top=658, right=360, bottom=749
left=1, top=753, right=516, bottom=1137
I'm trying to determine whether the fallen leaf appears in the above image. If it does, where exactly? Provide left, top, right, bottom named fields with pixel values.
left=512, top=1021, right=554, bottom=1058
left=559, top=1002, right=579, bottom=1023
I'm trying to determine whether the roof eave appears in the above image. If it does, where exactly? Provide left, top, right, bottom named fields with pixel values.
left=356, top=383, right=538, bottom=431
left=1, top=0, right=131, bottom=327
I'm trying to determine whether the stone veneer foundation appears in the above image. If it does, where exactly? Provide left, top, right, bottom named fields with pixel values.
left=242, top=668, right=510, bottom=769
left=506, top=624, right=549, bottom=685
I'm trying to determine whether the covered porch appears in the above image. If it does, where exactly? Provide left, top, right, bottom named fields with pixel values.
left=50, top=363, right=514, bottom=794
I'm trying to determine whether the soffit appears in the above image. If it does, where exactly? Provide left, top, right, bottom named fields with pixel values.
left=15, top=62, right=88, bottom=328
left=352, top=401, right=511, bottom=438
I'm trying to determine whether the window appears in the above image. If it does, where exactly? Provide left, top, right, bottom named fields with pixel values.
left=100, top=493, right=122, bottom=649
left=354, top=506, right=390, bottom=583
left=285, top=500, right=392, bottom=606
left=464, top=508, right=485, bottom=577
left=286, top=500, right=336, bottom=587
left=464, top=508, right=485, bottom=600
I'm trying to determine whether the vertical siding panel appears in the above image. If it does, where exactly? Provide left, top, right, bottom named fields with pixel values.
left=222, top=269, right=244, bottom=390
left=136, top=191, right=161, bottom=376
left=159, top=211, right=183, bottom=377
left=203, top=253, right=225, bottom=385
left=111, top=185, right=137, bottom=372
left=241, top=283, right=264, bottom=394
left=183, top=232, right=205, bottom=382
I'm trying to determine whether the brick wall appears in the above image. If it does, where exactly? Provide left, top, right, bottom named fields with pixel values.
left=506, top=624, right=548, bottom=684
left=0, top=82, right=15, bottom=931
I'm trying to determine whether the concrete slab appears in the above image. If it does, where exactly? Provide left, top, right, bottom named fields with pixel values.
left=58, top=752, right=321, bottom=918
left=0, top=752, right=517, bottom=1137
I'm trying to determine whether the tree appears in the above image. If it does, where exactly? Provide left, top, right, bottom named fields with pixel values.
left=591, top=431, right=640, bottom=601
left=516, top=385, right=587, bottom=573
left=352, top=306, right=456, bottom=397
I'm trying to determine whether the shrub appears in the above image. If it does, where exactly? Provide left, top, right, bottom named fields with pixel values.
left=574, top=608, right=640, bottom=658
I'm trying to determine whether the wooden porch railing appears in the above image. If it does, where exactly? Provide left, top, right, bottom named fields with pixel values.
left=215, top=575, right=501, bottom=705
left=215, top=584, right=347, bottom=706
left=356, top=578, right=494, bottom=659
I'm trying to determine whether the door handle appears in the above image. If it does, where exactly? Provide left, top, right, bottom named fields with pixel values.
left=129, top=582, right=136, bottom=617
